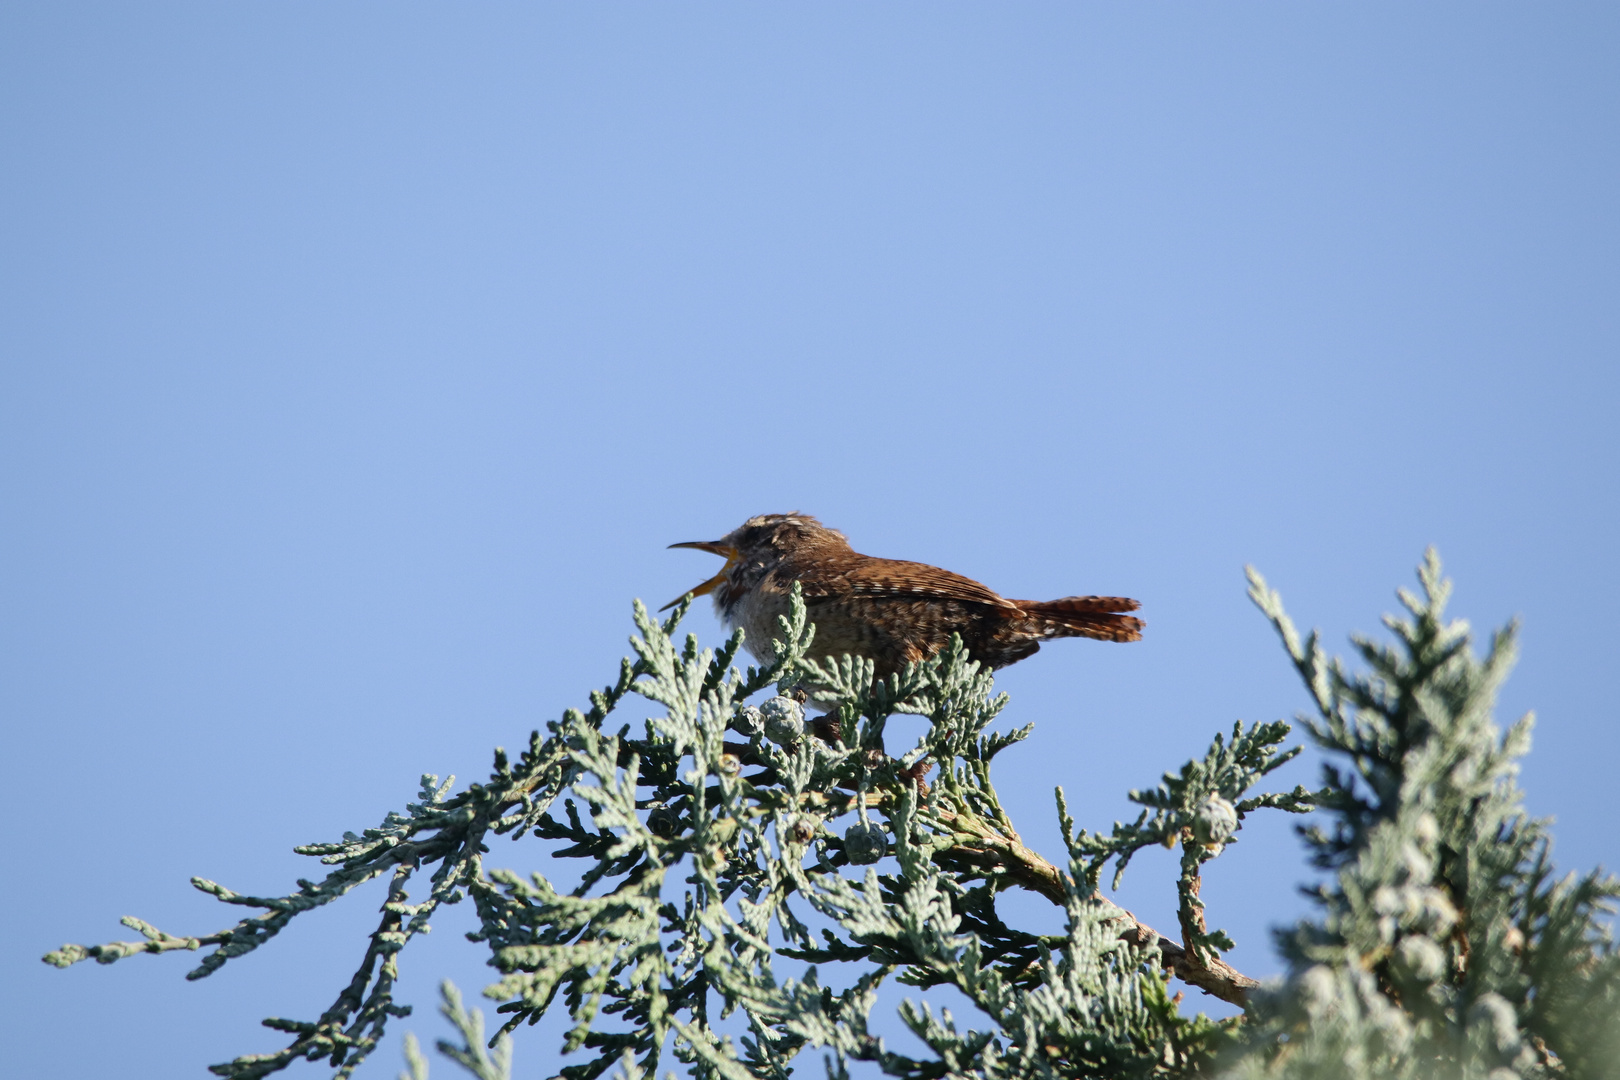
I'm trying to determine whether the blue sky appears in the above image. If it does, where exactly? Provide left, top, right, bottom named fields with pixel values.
left=3, top=5, right=1617, bottom=1078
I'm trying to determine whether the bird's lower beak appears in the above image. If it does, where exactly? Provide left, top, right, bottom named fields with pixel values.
left=662, top=541, right=740, bottom=611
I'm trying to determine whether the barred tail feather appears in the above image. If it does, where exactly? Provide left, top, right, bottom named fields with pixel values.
left=1020, top=596, right=1144, bottom=643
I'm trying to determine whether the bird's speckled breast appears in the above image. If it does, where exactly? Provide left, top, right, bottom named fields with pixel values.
left=719, top=574, right=962, bottom=675
left=717, top=580, right=794, bottom=665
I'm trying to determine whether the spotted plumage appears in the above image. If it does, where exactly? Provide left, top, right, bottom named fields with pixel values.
left=667, top=513, right=1142, bottom=678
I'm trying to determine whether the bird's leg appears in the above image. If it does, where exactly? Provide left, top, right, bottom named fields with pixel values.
left=899, top=757, right=933, bottom=795
left=809, top=711, right=843, bottom=746
left=775, top=684, right=845, bottom=748
left=780, top=684, right=932, bottom=793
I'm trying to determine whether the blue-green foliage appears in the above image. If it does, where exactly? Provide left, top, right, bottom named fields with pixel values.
left=1233, top=552, right=1620, bottom=1080
left=47, top=554, right=1615, bottom=1080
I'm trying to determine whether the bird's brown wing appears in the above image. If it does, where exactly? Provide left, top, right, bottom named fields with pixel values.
left=798, top=557, right=1020, bottom=609
left=786, top=554, right=1142, bottom=673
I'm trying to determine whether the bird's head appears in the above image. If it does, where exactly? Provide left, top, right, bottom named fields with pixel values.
left=663, top=513, right=847, bottom=612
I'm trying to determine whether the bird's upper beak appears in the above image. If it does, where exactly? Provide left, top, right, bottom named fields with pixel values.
left=662, top=540, right=740, bottom=610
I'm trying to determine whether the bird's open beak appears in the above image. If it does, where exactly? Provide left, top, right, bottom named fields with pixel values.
left=662, top=541, right=740, bottom=610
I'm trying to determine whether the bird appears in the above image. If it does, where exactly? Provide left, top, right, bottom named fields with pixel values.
left=664, top=513, right=1142, bottom=679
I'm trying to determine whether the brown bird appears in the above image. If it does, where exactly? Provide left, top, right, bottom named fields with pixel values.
left=665, top=513, right=1142, bottom=679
